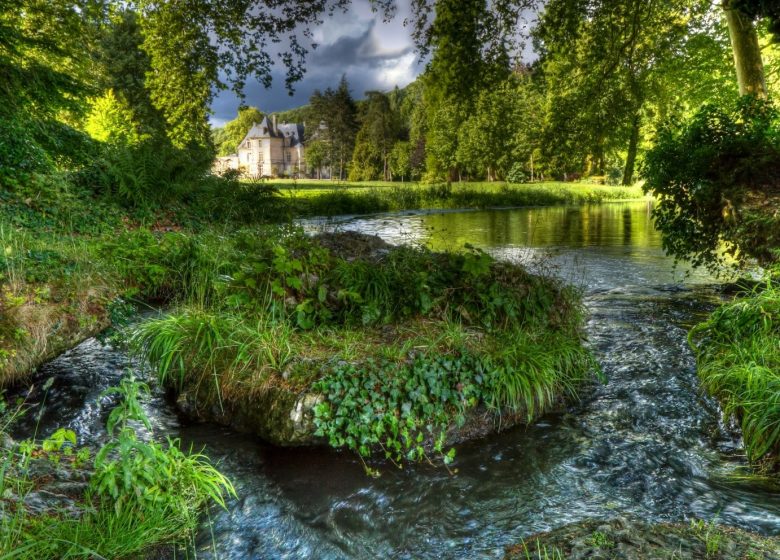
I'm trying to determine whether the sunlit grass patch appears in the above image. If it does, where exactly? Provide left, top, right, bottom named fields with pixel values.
left=690, top=276, right=780, bottom=474
left=276, top=181, right=647, bottom=217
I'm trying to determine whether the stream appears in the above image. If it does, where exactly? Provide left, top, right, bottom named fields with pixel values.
left=12, top=201, right=780, bottom=558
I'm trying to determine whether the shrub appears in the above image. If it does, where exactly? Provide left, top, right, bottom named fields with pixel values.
left=506, top=162, right=529, bottom=184
left=0, top=115, right=52, bottom=188
left=92, top=377, right=235, bottom=516
left=0, top=377, right=234, bottom=558
left=313, top=331, right=594, bottom=469
left=643, top=96, right=780, bottom=269
left=99, top=229, right=200, bottom=300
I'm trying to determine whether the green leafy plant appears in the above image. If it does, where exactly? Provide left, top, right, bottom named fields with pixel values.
left=586, top=530, right=615, bottom=549
left=91, top=376, right=235, bottom=516
left=689, top=519, right=723, bottom=558
left=313, top=353, right=488, bottom=469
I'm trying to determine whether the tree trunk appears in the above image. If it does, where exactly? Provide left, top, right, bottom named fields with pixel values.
left=724, top=2, right=767, bottom=98
left=622, top=114, right=641, bottom=186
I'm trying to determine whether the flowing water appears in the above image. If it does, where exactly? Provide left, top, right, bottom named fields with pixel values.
left=12, top=201, right=780, bottom=558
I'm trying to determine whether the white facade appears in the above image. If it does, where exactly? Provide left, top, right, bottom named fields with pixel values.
left=234, top=115, right=305, bottom=177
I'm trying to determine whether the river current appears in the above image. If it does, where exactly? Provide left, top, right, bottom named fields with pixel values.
left=13, top=201, right=780, bottom=558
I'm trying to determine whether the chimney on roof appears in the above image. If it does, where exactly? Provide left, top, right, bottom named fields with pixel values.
left=272, top=114, right=277, bottom=131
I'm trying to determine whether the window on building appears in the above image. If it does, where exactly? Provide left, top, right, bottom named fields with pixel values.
left=286, top=152, right=291, bottom=163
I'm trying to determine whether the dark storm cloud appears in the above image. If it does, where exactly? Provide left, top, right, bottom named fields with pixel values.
left=211, top=64, right=392, bottom=124
left=210, top=4, right=421, bottom=126
left=311, top=22, right=412, bottom=67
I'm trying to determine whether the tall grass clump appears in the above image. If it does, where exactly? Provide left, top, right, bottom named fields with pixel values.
left=0, top=377, right=235, bottom=558
left=132, top=310, right=295, bottom=402
left=484, top=332, right=596, bottom=419
left=689, top=275, right=780, bottom=473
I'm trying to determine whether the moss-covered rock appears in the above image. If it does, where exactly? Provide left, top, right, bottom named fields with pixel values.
left=176, top=385, right=323, bottom=446
left=1, top=294, right=110, bottom=385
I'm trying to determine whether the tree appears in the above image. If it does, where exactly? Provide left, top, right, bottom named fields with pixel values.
left=306, top=139, right=330, bottom=179
left=407, top=0, right=535, bottom=181
left=419, top=0, right=508, bottom=180
left=722, top=0, right=779, bottom=97
left=213, top=107, right=264, bottom=156
left=536, top=0, right=734, bottom=184
left=95, top=9, right=166, bottom=138
left=644, top=97, right=780, bottom=268
left=349, top=91, right=401, bottom=181
left=310, top=76, right=358, bottom=180
left=0, top=0, right=102, bottom=182
left=84, top=90, right=141, bottom=145
left=389, top=141, right=412, bottom=182
left=456, top=73, right=543, bottom=180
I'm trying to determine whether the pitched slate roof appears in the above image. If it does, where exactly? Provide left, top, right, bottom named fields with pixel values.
left=237, top=116, right=305, bottom=149
left=276, top=123, right=304, bottom=147
left=241, top=116, right=276, bottom=141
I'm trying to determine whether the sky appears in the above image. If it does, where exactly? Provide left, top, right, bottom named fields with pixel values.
left=210, top=0, right=421, bottom=127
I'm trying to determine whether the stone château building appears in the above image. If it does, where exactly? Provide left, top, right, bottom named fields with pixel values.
left=214, top=114, right=307, bottom=177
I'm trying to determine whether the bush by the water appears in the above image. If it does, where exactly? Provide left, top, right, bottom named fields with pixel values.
left=644, top=97, right=780, bottom=269
left=689, top=274, right=780, bottom=474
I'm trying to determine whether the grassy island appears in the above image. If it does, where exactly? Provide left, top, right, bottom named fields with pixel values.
left=133, top=229, right=597, bottom=468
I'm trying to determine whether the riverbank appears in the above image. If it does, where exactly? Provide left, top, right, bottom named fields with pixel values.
left=689, top=273, right=780, bottom=476
left=505, top=517, right=780, bottom=559
left=276, top=180, right=648, bottom=217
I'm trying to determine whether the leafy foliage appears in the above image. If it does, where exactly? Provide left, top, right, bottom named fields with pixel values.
left=0, top=375, right=234, bottom=557
left=132, top=230, right=595, bottom=467
left=310, top=76, right=359, bottom=180
left=313, top=330, right=593, bottom=468
left=99, top=229, right=200, bottom=300
left=349, top=91, right=403, bottom=181
left=212, top=106, right=264, bottom=156
left=643, top=96, right=780, bottom=268
left=92, top=376, right=235, bottom=515
left=313, top=354, right=489, bottom=466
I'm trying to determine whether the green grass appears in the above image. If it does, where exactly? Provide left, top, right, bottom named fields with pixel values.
left=271, top=180, right=648, bottom=217
left=689, top=275, right=780, bottom=474
left=1, top=173, right=597, bottom=472
left=510, top=540, right=565, bottom=560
